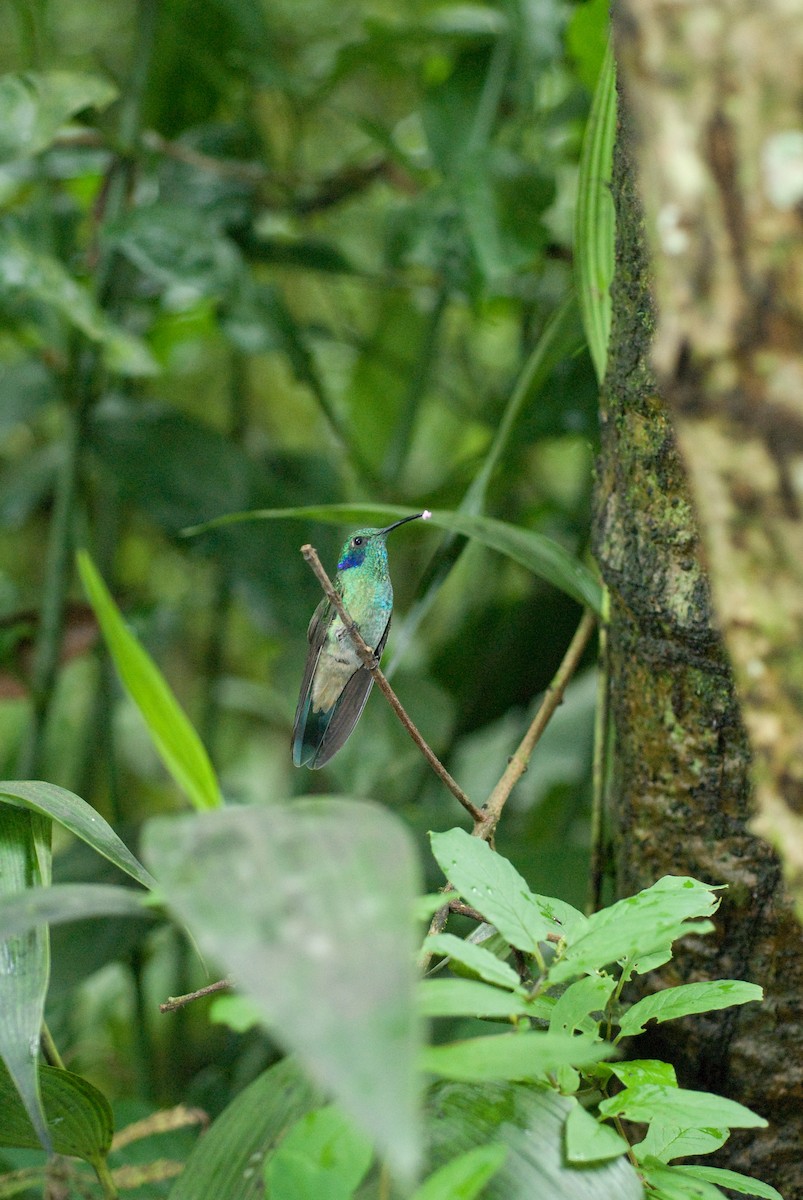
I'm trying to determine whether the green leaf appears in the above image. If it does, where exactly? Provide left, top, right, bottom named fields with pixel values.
left=0, top=882, right=152, bottom=940
left=642, top=1160, right=729, bottom=1200
left=548, top=876, right=720, bottom=984
left=104, top=203, right=241, bottom=302
left=411, top=1145, right=508, bottom=1200
left=0, top=805, right=50, bottom=1152
left=599, top=1084, right=767, bottom=1131
left=0, top=229, right=157, bottom=377
left=564, top=1102, right=629, bottom=1164
left=617, top=980, right=763, bottom=1040
left=77, top=551, right=222, bottom=811
left=208, top=993, right=262, bottom=1033
left=632, top=1122, right=728, bottom=1165
left=168, top=1058, right=319, bottom=1200
left=182, top=504, right=603, bottom=613
left=427, top=1081, right=643, bottom=1200
left=549, top=974, right=616, bottom=1035
left=606, top=1060, right=678, bottom=1089
left=263, top=1105, right=373, bottom=1200
left=0, top=70, right=117, bottom=163
left=424, top=932, right=521, bottom=990
left=144, top=800, right=423, bottom=1182
left=0, top=1058, right=113, bottom=1164
left=430, top=828, right=558, bottom=952
left=677, top=1166, right=783, bottom=1200
left=418, top=978, right=549, bottom=1021
left=574, top=38, right=616, bottom=383
left=0, top=781, right=155, bottom=888
left=421, top=1031, right=609, bottom=1082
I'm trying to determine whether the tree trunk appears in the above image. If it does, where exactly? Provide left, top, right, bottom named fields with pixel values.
left=611, top=0, right=803, bottom=913
left=593, top=89, right=803, bottom=1196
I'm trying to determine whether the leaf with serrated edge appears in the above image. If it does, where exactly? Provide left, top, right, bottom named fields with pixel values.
left=617, top=981, right=762, bottom=1040
left=549, top=876, right=720, bottom=983
left=549, top=974, right=616, bottom=1034
left=642, top=1159, right=730, bottom=1200
left=430, top=829, right=554, bottom=953
left=0, top=781, right=155, bottom=889
left=599, top=1084, right=766, bottom=1130
left=632, top=1122, right=728, bottom=1165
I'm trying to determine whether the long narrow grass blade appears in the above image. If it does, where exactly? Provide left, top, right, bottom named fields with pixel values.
left=575, top=37, right=616, bottom=383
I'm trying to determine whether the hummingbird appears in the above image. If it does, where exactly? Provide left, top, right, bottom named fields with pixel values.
left=292, top=512, right=430, bottom=768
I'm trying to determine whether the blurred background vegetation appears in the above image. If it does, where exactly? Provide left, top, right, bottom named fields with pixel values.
left=0, top=0, right=607, bottom=1155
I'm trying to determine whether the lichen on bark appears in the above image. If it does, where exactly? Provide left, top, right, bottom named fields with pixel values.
left=593, top=85, right=803, bottom=1193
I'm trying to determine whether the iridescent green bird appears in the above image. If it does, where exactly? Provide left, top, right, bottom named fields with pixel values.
left=292, top=512, right=428, bottom=768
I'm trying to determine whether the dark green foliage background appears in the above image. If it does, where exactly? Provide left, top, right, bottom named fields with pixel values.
left=0, top=0, right=608, bottom=1173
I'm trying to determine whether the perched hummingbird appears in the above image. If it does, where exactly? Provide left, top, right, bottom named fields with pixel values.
left=292, top=512, right=429, bottom=768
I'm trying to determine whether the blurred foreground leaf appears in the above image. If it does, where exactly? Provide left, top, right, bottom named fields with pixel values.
left=144, top=800, right=423, bottom=1181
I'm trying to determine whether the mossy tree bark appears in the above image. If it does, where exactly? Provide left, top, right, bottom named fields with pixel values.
left=611, top=0, right=803, bottom=911
left=593, top=88, right=803, bottom=1200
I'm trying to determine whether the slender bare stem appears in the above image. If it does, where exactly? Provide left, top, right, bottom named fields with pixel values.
left=159, top=978, right=231, bottom=1014
left=474, top=608, right=597, bottom=842
left=301, top=544, right=483, bottom=822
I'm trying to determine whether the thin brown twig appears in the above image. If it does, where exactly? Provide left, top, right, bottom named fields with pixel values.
left=159, top=978, right=231, bottom=1013
left=301, top=544, right=484, bottom=822
left=422, top=607, right=597, bottom=959
left=474, top=608, right=597, bottom=842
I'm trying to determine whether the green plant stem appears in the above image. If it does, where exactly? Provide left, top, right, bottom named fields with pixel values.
left=40, top=1021, right=66, bottom=1071
left=16, top=369, right=88, bottom=779
left=588, top=585, right=611, bottom=914
left=91, top=1154, right=120, bottom=1200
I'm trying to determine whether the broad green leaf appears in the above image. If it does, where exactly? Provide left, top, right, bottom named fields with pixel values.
left=208, top=994, right=262, bottom=1033
left=641, top=1160, right=728, bottom=1200
left=0, top=70, right=117, bottom=163
left=632, top=1122, right=728, bottom=1165
left=0, top=781, right=155, bottom=888
left=168, top=1058, right=319, bottom=1200
left=144, top=801, right=422, bottom=1181
left=606, top=1060, right=678, bottom=1089
left=421, top=1031, right=609, bottom=1082
left=182, top=505, right=602, bottom=613
left=418, top=978, right=549, bottom=1021
left=0, top=806, right=50, bottom=1152
left=263, top=1105, right=373, bottom=1200
left=430, top=829, right=554, bottom=952
left=564, top=1102, right=629, bottom=1164
left=599, top=1084, right=767, bottom=1131
left=678, top=1166, right=782, bottom=1200
left=548, top=876, right=720, bottom=984
left=424, top=932, right=520, bottom=990
left=0, top=229, right=157, bottom=377
left=77, top=551, right=222, bottom=812
left=549, top=974, right=616, bottom=1035
left=427, top=1081, right=643, bottom=1200
left=104, top=203, right=241, bottom=302
left=617, top=980, right=763, bottom=1040
left=0, top=1058, right=112, bottom=1163
left=0, top=883, right=151, bottom=940
left=411, top=1145, right=508, bottom=1200
left=574, top=38, right=616, bottom=383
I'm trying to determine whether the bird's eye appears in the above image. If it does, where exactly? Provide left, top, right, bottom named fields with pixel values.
left=353, top=536, right=364, bottom=546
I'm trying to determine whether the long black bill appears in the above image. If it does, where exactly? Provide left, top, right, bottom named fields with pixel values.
left=376, top=512, right=427, bottom=537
